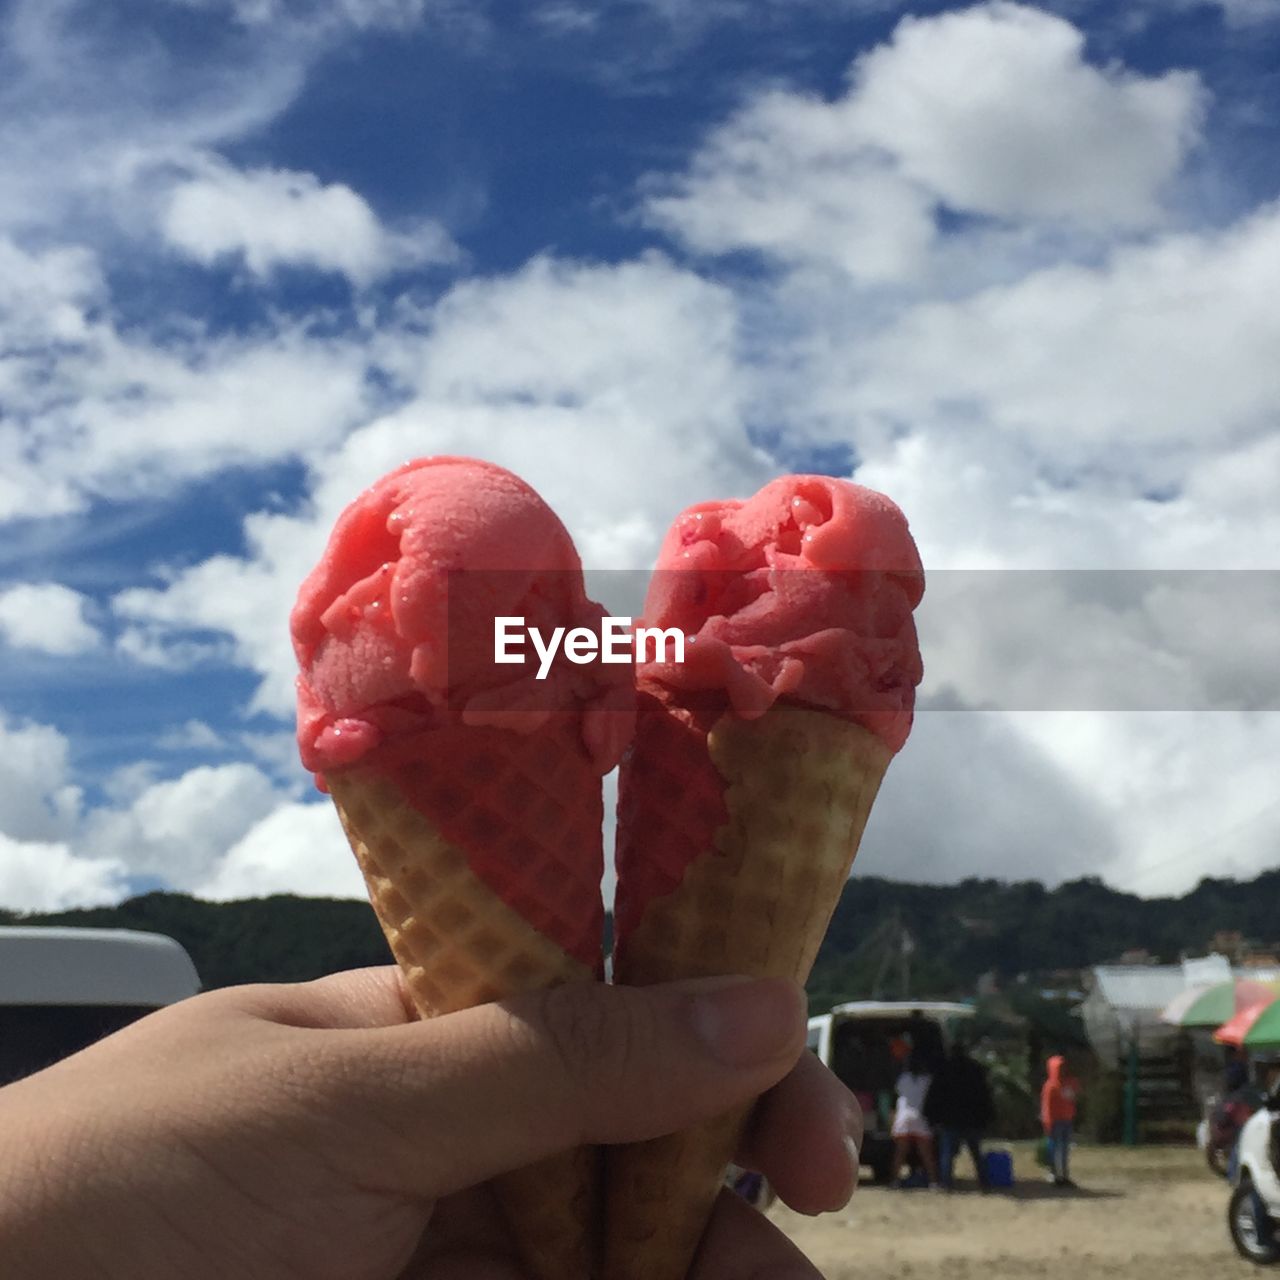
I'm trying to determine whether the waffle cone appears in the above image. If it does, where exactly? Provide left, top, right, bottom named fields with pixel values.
left=328, top=750, right=601, bottom=1280
left=606, top=699, right=892, bottom=1280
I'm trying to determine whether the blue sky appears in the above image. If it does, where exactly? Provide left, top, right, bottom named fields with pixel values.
left=2, top=0, right=1278, bottom=914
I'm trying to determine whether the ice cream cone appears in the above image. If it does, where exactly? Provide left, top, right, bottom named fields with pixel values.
left=605, top=695, right=892, bottom=1280
left=326, top=718, right=606, bottom=1280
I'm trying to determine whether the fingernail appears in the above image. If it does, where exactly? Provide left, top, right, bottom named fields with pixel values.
left=687, top=977, right=805, bottom=1067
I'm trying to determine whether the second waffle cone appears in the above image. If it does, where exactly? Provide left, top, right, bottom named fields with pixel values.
left=606, top=699, right=892, bottom=1280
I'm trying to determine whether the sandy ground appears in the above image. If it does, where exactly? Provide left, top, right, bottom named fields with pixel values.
left=775, top=1142, right=1259, bottom=1279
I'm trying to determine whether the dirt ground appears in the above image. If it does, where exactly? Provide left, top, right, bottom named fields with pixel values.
left=774, top=1142, right=1258, bottom=1279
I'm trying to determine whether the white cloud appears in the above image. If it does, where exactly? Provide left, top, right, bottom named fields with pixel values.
left=846, top=3, right=1205, bottom=226
left=0, top=583, right=100, bottom=655
left=645, top=88, right=937, bottom=284
left=157, top=720, right=228, bottom=752
left=0, top=714, right=360, bottom=909
left=0, top=834, right=127, bottom=912
left=112, top=252, right=772, bottom=715
left=197, top=802, right=366, bottom=900
left=647, top=3, right=1204, bottom=281
left=0, top=234, right=379, bottom=521
left=83, top=763, right=285, bottom=890
left=0, top=1, right=308, bottom=239
left=162, top=161, right=457, bottom=285
left=847, top=204, right=1280, bottom=478
left=861, top=707, right=1280, bottom=897
left=0, top=715, right=82, bottom=843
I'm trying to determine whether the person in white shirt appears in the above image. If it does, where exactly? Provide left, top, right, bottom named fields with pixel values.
left=889, top=1049, right=939, bottom=1188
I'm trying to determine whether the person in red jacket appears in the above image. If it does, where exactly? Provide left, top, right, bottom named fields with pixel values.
left=1041, top=1054, right=1081, bottom=1187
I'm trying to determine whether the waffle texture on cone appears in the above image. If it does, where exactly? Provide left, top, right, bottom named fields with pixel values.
left=328, top=767, right=600, bottom=1279
left=606, top=701, right=892, bottom=1280
left=341, top=718, right=604, bottom=972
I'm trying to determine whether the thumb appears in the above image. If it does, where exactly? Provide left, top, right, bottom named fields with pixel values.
left=309, top=976, right=806, bottom=1199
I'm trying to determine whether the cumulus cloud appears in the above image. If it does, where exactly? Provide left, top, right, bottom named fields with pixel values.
left=0, top=0, right=307, bottom=239
left=83, top=763, right=285, bottom=889
left=112, top=252, right=771, bottom=715
left=0, top=715, right=82, bottom=843
left=846, top=3, right=1204, bottom=226
left=197, top=802, right=366, bottom=900
left=0, top=834, right=127, bottom=912
left=162, top=161, right=457, bottom=285
left=0, top=235, right=380, bottom=522
left=647, top=2, right=1204, bottom=281
left=0, top=713, right=357, bottom=910
left=848, top=206, right=1280, bottom=474
left=0, top=583, right=100, bottom=655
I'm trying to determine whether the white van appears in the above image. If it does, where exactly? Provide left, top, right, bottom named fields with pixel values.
left=808, top=1000, right=976, bottom=1183
left=0, top=927, right=201, bottom=1086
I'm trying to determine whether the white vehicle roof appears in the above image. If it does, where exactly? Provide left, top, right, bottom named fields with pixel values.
left=806, top=1001, right=976, bottom=1062
left=827, top=1000, right=976, bottom=1020
left=0, top=927, right=200, bottom=1007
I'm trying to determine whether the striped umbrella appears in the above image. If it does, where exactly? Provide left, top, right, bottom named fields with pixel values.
left=1160, top=982, right=1215, bottom=1026
left=1216, top=992, right=1280, bottom=1048
left=1170, top=977, right=1276, bottom=1028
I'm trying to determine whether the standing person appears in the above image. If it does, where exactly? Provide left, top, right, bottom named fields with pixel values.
left=1040, top=1053, right=1081, bottom=1188
left=925, top=1038, right=995, bottom=1190
left=889, top=1049, right=938, bottom=1188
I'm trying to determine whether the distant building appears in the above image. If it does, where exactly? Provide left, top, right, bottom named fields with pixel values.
left=1080, top=964, right=1187, bottom=1068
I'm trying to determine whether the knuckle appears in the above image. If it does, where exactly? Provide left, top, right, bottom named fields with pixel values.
left=537, top=984, right=617, bottom=1083
left=536, top=983, right=653, bottom=1097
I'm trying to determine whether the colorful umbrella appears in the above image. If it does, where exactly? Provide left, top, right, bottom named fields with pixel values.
left=1216, top=992, right=1280, bottom=1048
left=1161, top=982, right=1215, bottom=1026
left=1172, top=978, right=1276, bottom=1028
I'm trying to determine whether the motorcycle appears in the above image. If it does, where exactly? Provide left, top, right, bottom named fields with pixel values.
left=1209, top=1087, right=1265, bottom=1177
left=1229, top=1090, right=1280, bottom=1264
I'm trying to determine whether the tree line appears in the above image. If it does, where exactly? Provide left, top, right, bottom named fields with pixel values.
left=3, top=867, right=1276, bottom=998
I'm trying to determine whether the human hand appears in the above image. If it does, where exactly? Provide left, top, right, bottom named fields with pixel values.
left=0, top=967, right=861, bottom=1280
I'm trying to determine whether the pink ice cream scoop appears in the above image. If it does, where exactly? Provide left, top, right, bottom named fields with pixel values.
left=637, top=473, right=924, bottom=752
left=291, top=456, right=633, bottom=780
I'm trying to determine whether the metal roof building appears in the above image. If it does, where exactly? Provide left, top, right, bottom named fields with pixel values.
left=1080, top=954, right=1276, bottom=1067
left=1082, top=965, right=1189, bottom=1067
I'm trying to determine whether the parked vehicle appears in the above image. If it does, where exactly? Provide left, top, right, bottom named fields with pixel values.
left=807, top=1000, right=975, bottom=1185
left=0, top=927, right=200, bottom=1086
left=1228, top=1089, right=1280, bottom=1264
left=1207, top=1086, right=1266, bottom=1177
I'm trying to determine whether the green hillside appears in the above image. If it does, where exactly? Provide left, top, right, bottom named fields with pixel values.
left=3, top=867, right=1275, bottom=998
